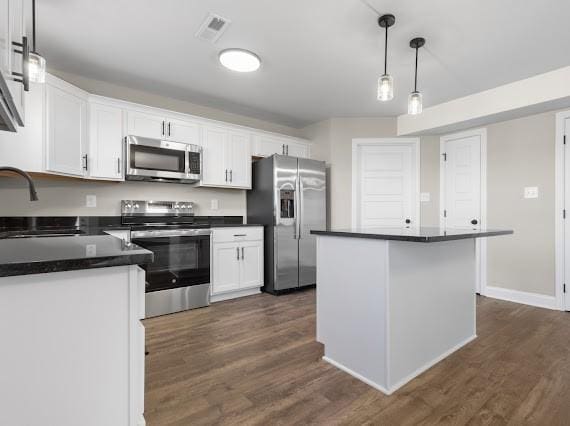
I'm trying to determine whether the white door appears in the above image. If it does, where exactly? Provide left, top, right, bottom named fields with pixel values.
left=45, top=85, right=87, bottom=176
left=239, top=241, right=263, bottom=289
left=201, top=126, right=227, bottom=186
left=442, top=136, right=482, bottom=228
left=353, top=140, right=419, bottom=228
left=212, top=242, right=241, bottom=294
left=564, top=117, right=570, bottom=310
left=166, top=118, right=200, bottom=144
left=89, top=103, right=123, bottom=180
left=126, top=111, right=165, bottom=139
left=441, top=129, right=486, bottom=293
left=226, top=131, right=251, bottom=188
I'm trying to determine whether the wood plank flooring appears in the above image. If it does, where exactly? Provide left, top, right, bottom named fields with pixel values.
left=144, top=289, right=570, bottom=425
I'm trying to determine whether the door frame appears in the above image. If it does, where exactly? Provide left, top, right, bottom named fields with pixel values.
left=439, top=128, right=487, bottom=294
left=351, top=138, right=421, bottom=228
left=554, top=110, right=570, bottom=311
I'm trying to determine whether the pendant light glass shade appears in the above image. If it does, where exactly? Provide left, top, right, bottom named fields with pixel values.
left=28, top=52, right=46, bottom=83
left=377, top=74, right=394, bottom=101
left=408, top=91, right=422, bottom=115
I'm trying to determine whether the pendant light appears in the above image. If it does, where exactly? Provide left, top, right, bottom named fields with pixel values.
left=408, top=37, right=425, bottom=115
left=28, top=0, right=46, bottom=83
left=377, top=14, right=395, bottom=102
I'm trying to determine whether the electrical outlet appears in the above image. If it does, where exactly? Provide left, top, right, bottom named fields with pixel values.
left=524, top=187, right=539, bottom=199
left=211, top=199, right=219, bottom=210
left=85, top=244, right=97, bottom=257
left=86, top=195, right=97, bottom=208
left=420, top=192, right=431, bottom=202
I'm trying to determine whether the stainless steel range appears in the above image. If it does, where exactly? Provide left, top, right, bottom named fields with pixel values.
left=122, top=200, right=211, bottom=317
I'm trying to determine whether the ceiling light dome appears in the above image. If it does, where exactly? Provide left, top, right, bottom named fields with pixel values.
left=219, top=49, right=261, bottom=72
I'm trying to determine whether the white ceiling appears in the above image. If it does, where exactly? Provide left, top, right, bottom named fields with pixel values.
left=36, top=0, right=570, bottom=128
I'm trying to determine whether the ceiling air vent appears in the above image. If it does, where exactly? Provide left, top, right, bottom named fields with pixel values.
left=195, top=13, right=231, bottom=44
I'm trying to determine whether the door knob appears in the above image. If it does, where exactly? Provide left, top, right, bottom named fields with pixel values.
left=471, top=219, right=478, bottom=225
left=405, top=219, right=411, bottom=224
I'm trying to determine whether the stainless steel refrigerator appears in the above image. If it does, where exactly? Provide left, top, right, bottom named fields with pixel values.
left=247, top=155, right=327, bottom=294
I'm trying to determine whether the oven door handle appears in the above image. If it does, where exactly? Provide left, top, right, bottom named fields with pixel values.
left=131, top=229, right=212, bottom=238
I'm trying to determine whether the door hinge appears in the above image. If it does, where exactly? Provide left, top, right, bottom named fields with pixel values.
left=443, top=209, right=447, bottom=218
left=442, top=152, right=447, bottom=162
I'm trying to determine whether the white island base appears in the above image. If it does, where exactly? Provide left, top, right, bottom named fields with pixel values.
left=316, top=236, right=477, bottom=395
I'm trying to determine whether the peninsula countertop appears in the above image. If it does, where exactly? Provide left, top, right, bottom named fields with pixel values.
left=310, top=226, right=513, bottom=243
left=0, top=235, right=154, bottom=277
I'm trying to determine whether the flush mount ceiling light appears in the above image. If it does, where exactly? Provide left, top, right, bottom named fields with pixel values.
left=408, top=37, right=425, bottom=115
left=377, top=14, right=395, bottom=102
left=219, top=48, right=261, bottom=72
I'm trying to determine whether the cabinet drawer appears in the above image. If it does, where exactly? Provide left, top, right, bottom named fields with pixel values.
left=212, top=227, right=263, bottom=243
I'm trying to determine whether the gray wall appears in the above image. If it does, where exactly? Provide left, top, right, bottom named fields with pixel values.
left=485, top=111, right=556, bottom=296
left=302, top=111, right=558, bottom=298
left=0, top=179, right=245, bottom=217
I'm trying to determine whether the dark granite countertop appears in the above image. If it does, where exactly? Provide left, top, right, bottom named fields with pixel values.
left=211, top=224, right=264, bottom=228
left=310, top=227, right=513, bottom=243
left=0, top=235, right=154, bottom=278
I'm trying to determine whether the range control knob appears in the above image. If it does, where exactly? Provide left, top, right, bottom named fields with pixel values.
left=125, top=203, right=132, bottom=209
left=174, top=204, right=180, bottom=209
left=134, top=204, right=140, bottom=209
left=181, top=204, right=186, bottom=209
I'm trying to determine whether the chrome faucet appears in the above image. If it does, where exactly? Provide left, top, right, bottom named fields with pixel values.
left=0, top=167, right=39, bottom=201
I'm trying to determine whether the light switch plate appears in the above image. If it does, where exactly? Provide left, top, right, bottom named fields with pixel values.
left=211, top=199, right=219, bottom=210
left=86, top=195, right=97, bottom=208
left=524, top=187, right=539, bottom=199
left=420, top=192, right=431, bottom=202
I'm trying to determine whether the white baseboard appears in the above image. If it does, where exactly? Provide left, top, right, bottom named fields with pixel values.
left=210, top=287, right=261, bottom=303
left=484, top=286, right=557, bottom=310
left=323, top=334, right=477, bottom=396
left=322, top=356, right=392, bottom=395
left=388, top=334, right=477, bottom=393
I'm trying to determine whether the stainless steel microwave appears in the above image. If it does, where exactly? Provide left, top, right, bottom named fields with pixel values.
left=125, top=135, right=202, bottom=183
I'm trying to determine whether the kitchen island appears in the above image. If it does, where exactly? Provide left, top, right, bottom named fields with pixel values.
left=0, top=235, right=153, bottom=426
left=310, top=227, right=512, bottom=395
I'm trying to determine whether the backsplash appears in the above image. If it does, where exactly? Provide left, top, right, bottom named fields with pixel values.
left=0, top=178, right=246, bottom=217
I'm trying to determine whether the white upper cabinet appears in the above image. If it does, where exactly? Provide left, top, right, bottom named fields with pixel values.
left=166, top=118, right=200, bottom=144
left=126, top=110, right=165, bottom=139
left=45, top=80, right=88, bottom=177
left=201, top=125, right=227, bottom=186
left=0, top=0, right=9, bottom=78
left=200, top=125, right=251, bottom=189
left=252, top=134, right=310, bottom=158
left=226, top=131, right=251, bottom=188
left=89, top=102, right=124, bottom=181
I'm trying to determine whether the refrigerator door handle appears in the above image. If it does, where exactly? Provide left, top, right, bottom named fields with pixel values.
left=298, top=176, right=303, bottom=240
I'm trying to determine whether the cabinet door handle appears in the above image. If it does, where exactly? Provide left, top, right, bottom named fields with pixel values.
left=230, top=169, right=233, bottom=183
left=236, top=247, right=240, bottom=260
left=11, top=36, right=30, bottom=92
left=161, top=121, right=165, bottom=136
left=286, top=145, right=289, bottom=155
left=167, top=122, right=171, bottom=137
left=225, top=169, right=228, bottom=182
left=117, top=157, right=121, bottom=174
left=241, top=247, right=244, bottom=260
left=233, top=234, right=246, bottom=237
left=282, top=144, right=285, bottom=155
left=82, top=154, right=88, bottom=171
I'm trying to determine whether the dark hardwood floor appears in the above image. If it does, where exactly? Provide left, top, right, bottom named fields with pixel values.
left=144, top=289, right=570, bottom=425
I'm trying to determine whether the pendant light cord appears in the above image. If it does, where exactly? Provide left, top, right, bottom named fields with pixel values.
left=414, top=46, right=418, bottom=92
left=384, top=26, right=388, bottom=75
left=32, top=0, right=37, bottom=52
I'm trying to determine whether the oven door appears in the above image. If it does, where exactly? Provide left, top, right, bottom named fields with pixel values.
left=131, top=229, right=211, bottom=293
left=126, top=135, right=188, bottom=180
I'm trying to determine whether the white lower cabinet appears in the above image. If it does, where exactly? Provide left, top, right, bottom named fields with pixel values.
left=211, top=227, right=264, bottom=301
